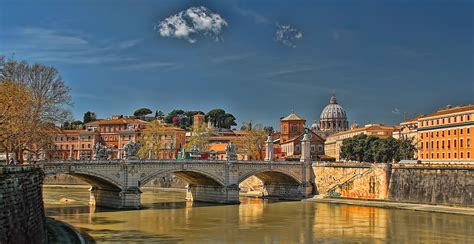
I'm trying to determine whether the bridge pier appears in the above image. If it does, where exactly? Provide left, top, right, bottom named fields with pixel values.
left=187, top=184, right=240, bottom=204
left=89, top=187, right=141, bottom=209
left=263, top=182, right=313, bottom=200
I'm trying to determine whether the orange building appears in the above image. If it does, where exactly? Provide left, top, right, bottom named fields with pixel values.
left=280, top=112, right=306, bottom=143
left=417, top=105, right=473, bottom=162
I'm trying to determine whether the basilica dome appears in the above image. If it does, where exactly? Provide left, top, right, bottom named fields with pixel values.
left=320, top=95, right=347, bottom=120
left=313, top=95, right=349, bottom=137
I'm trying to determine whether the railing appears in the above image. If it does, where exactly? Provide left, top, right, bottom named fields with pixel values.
left=39, top=159, right=308, bottom=165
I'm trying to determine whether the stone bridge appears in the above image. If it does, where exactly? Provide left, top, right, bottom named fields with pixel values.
left=41, top=160, right=314, bottom=209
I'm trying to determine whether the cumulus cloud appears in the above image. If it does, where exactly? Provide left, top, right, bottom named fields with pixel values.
left=155, top=6, right=228, bottom=43
left=275, top=24, right=303, bottom=48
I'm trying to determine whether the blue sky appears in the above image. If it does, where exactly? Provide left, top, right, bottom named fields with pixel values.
left=1, top=0, right=473, bottom=128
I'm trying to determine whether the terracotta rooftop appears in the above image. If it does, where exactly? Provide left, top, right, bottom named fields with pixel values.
left=419, top=105, right=474, bottom=120
left=86, top=118, right=148, bottom=126
left=330, top=124, right=399, bottom=137
left=281, top=112, right=305, bottom=121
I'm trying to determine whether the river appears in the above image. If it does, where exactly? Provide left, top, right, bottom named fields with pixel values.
left=43, top=186, right=473, bottom=243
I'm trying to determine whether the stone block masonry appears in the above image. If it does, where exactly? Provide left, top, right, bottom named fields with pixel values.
left=0, top=166, right=47, bottom=244
left=314, top=162, right=474, bottom=207
left=389, top=164, right=474, bottom=206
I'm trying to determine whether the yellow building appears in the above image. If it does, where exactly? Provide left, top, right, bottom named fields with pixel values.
left=416, top=105, right=473, bottom=162
left=324, top=124, right=399, bottom=161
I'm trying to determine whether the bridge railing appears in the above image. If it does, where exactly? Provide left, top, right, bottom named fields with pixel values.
left=38, top=159, right=308, bottom=165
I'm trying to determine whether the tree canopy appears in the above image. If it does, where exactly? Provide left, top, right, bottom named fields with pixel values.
left=206, top=109, right=236, bottom=129
left=83, top=111, right=96, bottom=124
left=340, top=134, right=416, bottom=163
left=0, top=57, right=72, bottom=162
left=134, top=107, right=153, bottom=117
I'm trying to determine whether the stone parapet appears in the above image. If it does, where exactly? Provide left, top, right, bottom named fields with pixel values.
left=0, top=166, right=47, bottom=244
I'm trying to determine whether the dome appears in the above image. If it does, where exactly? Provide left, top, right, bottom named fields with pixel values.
left=320, top=95, right=347, bottom=120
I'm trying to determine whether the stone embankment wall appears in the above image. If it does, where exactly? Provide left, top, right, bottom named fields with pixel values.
left=0, top=166, right=47, bottom=243
left=314, top=162, right=473, bottom=206
left=389, top=164, right=473, bottom=206
left=313, top=163, right=388, bottom=199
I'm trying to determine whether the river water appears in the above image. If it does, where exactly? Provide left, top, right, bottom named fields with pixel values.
left=43, top=186, right=473, bottom=243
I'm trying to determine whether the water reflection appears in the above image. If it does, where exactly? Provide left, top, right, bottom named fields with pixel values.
left=43, top=186, right=473, bottom=243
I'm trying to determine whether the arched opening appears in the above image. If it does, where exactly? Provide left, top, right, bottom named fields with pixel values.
left=239, top=170, right=308, bottom=200
left=43, top=172, right=129, bottom=209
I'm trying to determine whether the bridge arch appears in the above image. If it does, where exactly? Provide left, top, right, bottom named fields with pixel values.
left=44, top=169, right=124, bottom=190
left=140, top=168, right=224, bottom=187
left=238, top=168, right=302, bottom=185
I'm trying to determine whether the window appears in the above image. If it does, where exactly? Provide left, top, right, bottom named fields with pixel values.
left=436, top=141, right=439, bottom=149
left=454, top=117, right=457, bottom=122
left=60, top=145, right=63, bottom=150
left=436, top=131, right=439, bottom=137
left=431, top=132, right=433, bottom=138
left=448, top=130, right=451, bottom=136
left=460, top=152, right=463, bottom=158
left=467, top=139, right=471, bottom=148
left=460, top=129, right=463, bottom=135
left=468, top=128, right=470, bottom=134
left=454, top=153, right=457, bottom=158
left=442, top=141, right=445, bottom=149
left=447, top=140, right=451, bottom=149
left=291, top=125, right=297, bottom=133
left=431, top=153, right=434, bottom=158
left=454, top=140, right=457, bottom=148
left=468, top=152, right=471, bottom=159
left=431, top=141, right=434, bottom=149
left=442, top=153, right=445, bottom=159
left=88, top=144, right=91, bottom=149
left=448, top=153, right=451, bottom=159
left=454, top=130, right=457, bottom=135
left=311, top=145, right=316, bottom=152
left=66, top=145, right=69, bottom=150
left=436, top=153, right=439, bottom=159
left=82, top=144, right=85, bottom=149
left=442, top=131, right=444, bottom=137
left=460, top=139, right=463, bottom=148
left=460, top=116, right=464, bottom=122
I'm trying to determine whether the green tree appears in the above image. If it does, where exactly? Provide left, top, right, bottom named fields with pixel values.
left=206, top=109, right=236, bottom=129
left=134, top=107, right=153, bottom=117
left=165, top=109, right=185, bottom=123
left=83, top=111, right=96, bottom=124
left=395, top=137, right=417, bottom=161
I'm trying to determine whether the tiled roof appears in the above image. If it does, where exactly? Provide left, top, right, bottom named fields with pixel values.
left=330, top=124, right=398, bottom=137
left=419, top=105, right=474, bottom=120
left=86, top=118, right=148, bottom=126
left=281, top=112, right=305, bottom=121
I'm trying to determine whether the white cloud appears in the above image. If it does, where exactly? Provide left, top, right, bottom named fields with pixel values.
left=275, top=24, right=303, bottom=48
left=155, top=6, right=228, bottom=43
left=392, top=108, right=401, bottom=115
left=114, top=61, right=177, bottom=71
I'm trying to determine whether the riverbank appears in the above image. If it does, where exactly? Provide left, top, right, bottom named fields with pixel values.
left=46, top=217, right=89, bottom=244
left=304, top=197, right=474, bottom=216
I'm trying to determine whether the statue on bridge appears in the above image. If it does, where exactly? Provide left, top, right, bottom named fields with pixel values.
left=93, top=142, right=109, bottom=160
left=225, top=142, right=238, bottom=161
left=124, top=141, right=141, bottom=160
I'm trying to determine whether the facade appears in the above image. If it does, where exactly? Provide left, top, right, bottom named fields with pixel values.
left=280, top=112, right=306, bottom=143
left=280, top=130, right=325, bottom=160
left=51, top=118, right=187, bottom=160
left=416, top=105, right=473, bottom=162
left=312, top=95, right=349, bottom=138
left=324, top=124, right=399, bottom=161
